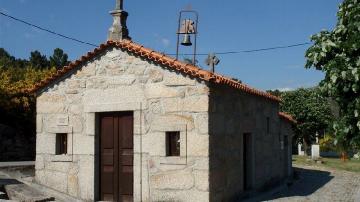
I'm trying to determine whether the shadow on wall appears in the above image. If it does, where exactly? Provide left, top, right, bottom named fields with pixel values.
left=208, top=86, right=245, bottom=202
left=261, top=167, right=334, bottom=201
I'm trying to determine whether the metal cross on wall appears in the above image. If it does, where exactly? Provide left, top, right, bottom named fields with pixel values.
left=205, top=53, right=220, bottom=73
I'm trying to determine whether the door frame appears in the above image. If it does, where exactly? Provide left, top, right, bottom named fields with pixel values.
left=88, top=102, right=144, bottom=201
left=243, top=132, right=255, bottom=190
left=98, top=111, right=134, bottom=201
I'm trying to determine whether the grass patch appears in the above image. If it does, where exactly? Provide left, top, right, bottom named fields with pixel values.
left=293, top=155, right=360, bottom=173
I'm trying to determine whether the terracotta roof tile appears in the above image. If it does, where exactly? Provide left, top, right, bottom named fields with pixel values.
left=26, top=40, right=281, bottom=102
left=279, top=112, right=297, bottom=124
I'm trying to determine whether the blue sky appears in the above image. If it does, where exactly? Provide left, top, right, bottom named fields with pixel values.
left=0, top=0, right=342, bottom=90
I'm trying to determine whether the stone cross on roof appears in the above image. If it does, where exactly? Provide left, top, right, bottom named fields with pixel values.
left=108, top=0, right=131, bottom=41
left=115, top=0, right=123, bottom=10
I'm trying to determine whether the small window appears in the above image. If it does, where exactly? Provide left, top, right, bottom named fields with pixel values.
left=56, top=133, right=67, bottom=155
left=166, top=131, right=180, bottom=156
left=266, top=117, right=270, bottom=134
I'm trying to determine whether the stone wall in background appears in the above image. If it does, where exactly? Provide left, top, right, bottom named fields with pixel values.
left=208, top=85, right=290, bottom=201
left=35, top=47, right=210, bottom=201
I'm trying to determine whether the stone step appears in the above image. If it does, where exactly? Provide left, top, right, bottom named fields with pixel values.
left=5, top=184, right=55, bottom=202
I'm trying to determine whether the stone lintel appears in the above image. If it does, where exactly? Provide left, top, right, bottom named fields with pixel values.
left=84, top=102, right=143, bottom=112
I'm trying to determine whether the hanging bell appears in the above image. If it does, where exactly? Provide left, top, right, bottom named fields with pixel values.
left=181, top=34, right=192, bottom=46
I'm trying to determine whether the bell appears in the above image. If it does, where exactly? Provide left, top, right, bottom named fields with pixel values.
left=181, top=34, right=192, bottom=46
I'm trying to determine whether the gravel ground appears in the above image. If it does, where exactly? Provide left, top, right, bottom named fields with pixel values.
left=264, top=165, right=360, bottom=202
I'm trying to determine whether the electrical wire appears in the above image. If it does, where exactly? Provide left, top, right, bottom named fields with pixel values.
left=0, top=11, right=98, bottom=47
left=1, top=11, right=311, bottom=55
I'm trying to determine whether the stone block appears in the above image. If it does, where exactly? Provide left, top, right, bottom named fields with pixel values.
left=151, top=190, right=209, bottom=202
left=164, top=74, right=196, bottom=86
left=151, top=169, right=194, bottom=190
left=69, top=115, right=83, bottom=133
left=145, top=84, right=185, bottom=99
left=43, top=170, right=68, bottom=193
left=45, top=161, right=71, bottom=173
left=37, top=102, right=66, bottom=114
left=85, top=113, right=95, bottom=136
left=194, top=113, right=209, bottom=135
left=107, top=75, right=136, bottom=86
left=125, top=63, right=146, bottom=75
left=45, top=125, right=72, bottom=134
left=73, top=134, right=94, bottom=155
left=183, top=96, right=208, bottom=112
left=187, top=133, right=209, bottom=157
left=193, top=158, right=209, bottom=170
left=193, top=170, right=209, bottom=191
left=67, top=167, right=80, bottom=198
left=35, top=155, right=45, bottom=170
left=36, top=114, right=43, bottom=133
left=141, top=132, right=165, bottom=156
left=147, top=69, right=164, bottom=83
left=35, top=170, right=46, bottom=185
left=49, top=154, right=73, bottom=162
left=84, top=88, right=145, bottom=106
left=36, top=134, right=55, bottom=154
left=65, top=89, right=79, bottom=94
left=86, top=77, right=108, bottom=89
left=75, top=64, right=96, bottom=77
left=150, top=114, right=195, bottom=132
left=37, top=93, right=66, bottom=102
left=78, top=155, right=94, bottom=200
left=69, top=104, right=83, bottom=115
left=84, top=102, right=143, bottom=113
left=161, top=97, right=184, bottom=112
left=186, top=86, right=209, bottom=96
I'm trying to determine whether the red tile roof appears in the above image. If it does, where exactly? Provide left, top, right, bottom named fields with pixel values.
left=26, top=40, right=281, bottom=102
left=279, top=112, right=297, bottom=124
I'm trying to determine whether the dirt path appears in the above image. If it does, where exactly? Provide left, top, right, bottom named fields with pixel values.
left=265, top=165, right=360, bottom=202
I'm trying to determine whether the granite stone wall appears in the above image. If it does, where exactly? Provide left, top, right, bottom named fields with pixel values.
left=35, top=47, right=210, bottom=201
left=208, top=85, right=291, bottom=201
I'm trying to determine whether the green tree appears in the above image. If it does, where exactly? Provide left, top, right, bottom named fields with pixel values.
left=0, top=48, right=15, bottom=68
left=280, top=88, right=334, bottom=154
left=49, top=48, right=69, bottom=69
left=29, top=50, right=49, bottom=69
left=305, top=0, right=360, bottom=150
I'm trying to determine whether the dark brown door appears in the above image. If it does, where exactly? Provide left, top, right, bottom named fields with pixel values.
left=100, top=112, right=133, bottom=202
left=243, top=133, right=252, bottom=190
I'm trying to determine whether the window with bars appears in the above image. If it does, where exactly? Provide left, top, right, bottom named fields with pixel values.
left=166, top=131, right=180, bottom=156
left=56, top=133, right=67, bottom=155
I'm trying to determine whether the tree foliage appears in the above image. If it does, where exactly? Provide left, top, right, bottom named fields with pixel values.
left=0, top=48, right=61, bottom=135
left=50, top=48, right=69, bottom=69
left=279, top=88, right=334, bottom=151
left=30, top=50, right=49, bottom=69
left=305, top=0, right=360, bottom=149
left=0, top=66, right=56, bottom=132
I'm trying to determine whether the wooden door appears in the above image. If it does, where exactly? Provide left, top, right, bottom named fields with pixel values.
left=243, top=133, right=252, bottom=190
left=100, top=112, right=134, bottom=202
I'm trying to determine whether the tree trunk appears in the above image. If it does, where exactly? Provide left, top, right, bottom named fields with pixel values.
left=303, top=139, right=309, bottom=156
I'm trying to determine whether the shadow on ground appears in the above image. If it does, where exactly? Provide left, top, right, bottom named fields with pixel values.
left=261, top=167, right=334, bottom=201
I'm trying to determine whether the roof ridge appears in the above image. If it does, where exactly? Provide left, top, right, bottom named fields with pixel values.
left=26, top=39, right=281, bottom=102
left=279, top=112, right=297, bottom=124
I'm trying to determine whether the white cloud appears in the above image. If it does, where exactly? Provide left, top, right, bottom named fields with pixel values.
left=276, top=87, right=294, bottom=92
left=161, top=38, right=170, bottom=47
left=153, top=33, right=171, bottom=48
